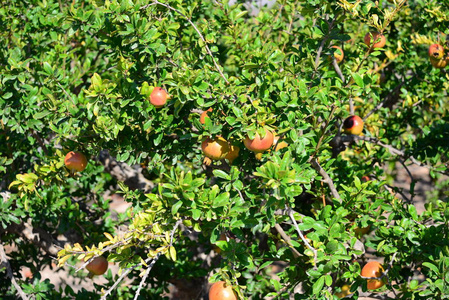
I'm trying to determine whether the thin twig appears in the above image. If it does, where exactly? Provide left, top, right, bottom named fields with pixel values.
left=133, top=253, right=162, bottom=300
left=363, top=77, right=411, bottom=121
left=144, top=1, right=229, bottom=84
left=309, top=157, right=342, bottom=202
left=384, top=184, right=411, bottom=203
left=133, top=220, right=181, bottom=300
left=57, top=82, right=76, bottom=105
left=273, top=224, right=302, bottom=258
left=31, top=130, right=49, bottom=155
left=287, top=208, right=317, bottom=268
left=332, top=57, right=346, bottom=84
left=100, top=257, right=151, bottom=300
left=313, top=105, right=337, bottom=155
left=0, top=244, right=30, bottom=300
left=399, top=159, right=415, bottom=203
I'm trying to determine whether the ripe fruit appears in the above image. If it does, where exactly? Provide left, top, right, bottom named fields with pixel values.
left=364, top=32, right=386, bottom=49
left=343, top=115, right=364, bottom=135
left=149, top=87, right=169, bottom=108
left=201, top=137, right=230, bottom=160
left=208, top=281, right=237, bottom=300
left=428, top=44, right=444, bottom=59
left=430, top=56, right=448, bottom=69
left=330, top=45, right=344, bottom=63
left=361, top=261, right=385, bottom=290
left=361, top=175, right=371, bottom=182
left=225, top=144, right=240, bottom=163
left=244, top=128, right=274, bottom=153
left=86, top=256, right=108, bottom=276
left=64, top=151, right=88, bottom=172
left=335, top=284, right=352, bottom=299
left=428, top=44, right=448, bottom=68
left=200, top=108, right=213, bottom=124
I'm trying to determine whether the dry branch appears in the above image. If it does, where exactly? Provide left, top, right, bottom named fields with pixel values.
left=0, top=244, right=30, bottom=300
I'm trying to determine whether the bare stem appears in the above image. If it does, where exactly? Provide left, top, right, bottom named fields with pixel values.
left=313, top=105, right=337, bottom=155
left=308, top=14, right=339, bottom=88
left=100, top=256, right=154, bottom=300
left=273, top=224, right=302, bottom=258
left=309, top=157, right=342, bottom=202
left=332, top=57, right=346, bottom=84
left=287, top=208, right=317, bottom=268
left=133, top=253, right=162, bottom=300
left=133, top=220, right=181, bottom=300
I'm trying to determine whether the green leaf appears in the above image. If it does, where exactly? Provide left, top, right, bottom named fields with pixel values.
left=191, top=209, right=201, bottom=220
left=43, top=62, right=53, bottom=75
left=408, top=205, right=418, bottom=221
left=212, top=192, right=230, bottom=208
left=352, top=72, right=364, bottom=88
left=171, top=200, right=183, bottom=215
left=91, top=73, right=102, bottom=87
left=213, top=170, right=231, bottom=180
left=169, top=246, right=177, bottom=261
left=268, top=50, right=285, bottom=64
left=312, top=276, right=325, bottom=294
left=33, top=111, right=51, bottom=120
left=422, top=262, right=440, bottom=275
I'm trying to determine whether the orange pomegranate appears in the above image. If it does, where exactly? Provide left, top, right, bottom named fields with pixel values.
left=149, top=87, right=169, bottom=108
left=428, top=43, right=444, bottom=59
left=201, top=137, right=230, bottom=160
left=430, top=57, right=448, bottom=69
left=244, top=128, right=274, bottom=153
left=361, top=261, right=385, bottom=290
left=343, top=115, right=364, bottom=135
left=64, top=151, right=88, bottom=172
left=208, top=281, right=237, bottom=300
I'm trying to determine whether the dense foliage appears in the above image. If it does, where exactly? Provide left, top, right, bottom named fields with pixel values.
left=1, top=0, right=448, bottom=299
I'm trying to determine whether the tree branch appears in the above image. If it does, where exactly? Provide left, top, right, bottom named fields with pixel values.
left=286, top=208, right=317, bottom=268
left=273, top=224, right=302, bottom=258
left=0, top=243, right=30, bottom=300
left=309, top=157, right=342, bottom=202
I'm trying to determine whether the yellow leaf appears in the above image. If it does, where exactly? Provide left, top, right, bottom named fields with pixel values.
left=140, top=257, right=148, bottom=267
left=104, top=232, right=114, bottom=242
left=73, top=243, right=83, bottom=252
left=57, top=249, right=67, bottom=257
left=169, top=246, right=177, bottom=261
left=58, top=255, right=72, bottom=267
